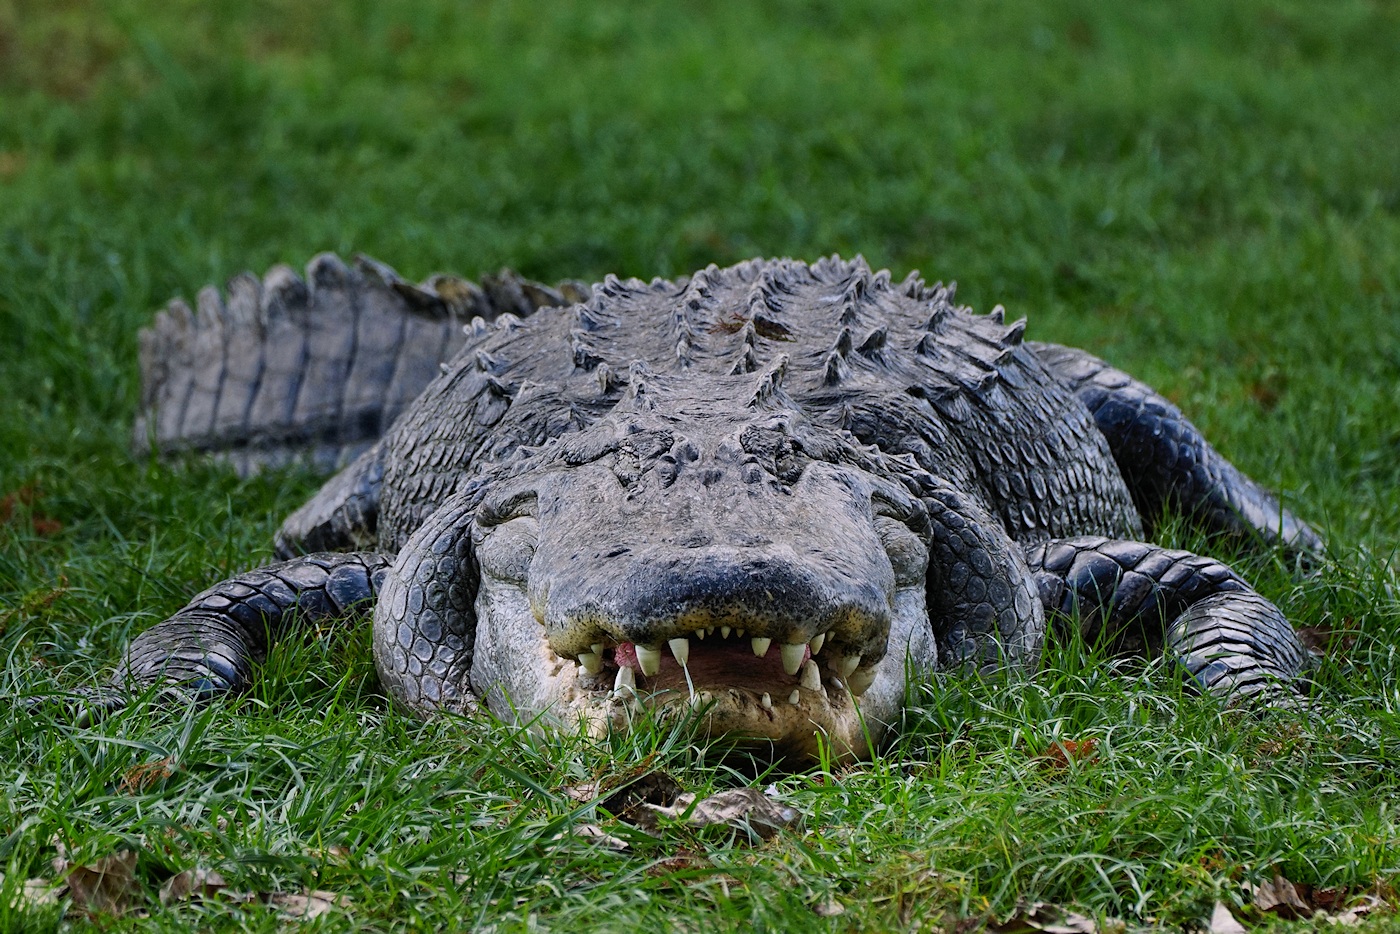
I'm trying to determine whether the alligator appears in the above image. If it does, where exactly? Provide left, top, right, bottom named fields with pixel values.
left=100, top=254, right=1320, bottom=763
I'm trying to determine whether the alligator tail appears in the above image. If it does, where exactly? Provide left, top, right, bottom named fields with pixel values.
left=133, top=253, right=590, bottom=475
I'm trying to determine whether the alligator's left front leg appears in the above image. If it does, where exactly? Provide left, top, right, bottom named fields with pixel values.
left=1025, top=536, right=1310, bottom=699
left=42, top=552, right=395, bottom=720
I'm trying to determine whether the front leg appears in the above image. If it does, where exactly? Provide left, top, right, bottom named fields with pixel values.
left=120, top=552, right=389, bottom=698
left=917, top=479, right=1046, bottom=672
left=1032, top=342, right=1323, bottom=558
left=373, top=496, right=480, bottom=714
left=1026, top=536, right=1310, bottom=698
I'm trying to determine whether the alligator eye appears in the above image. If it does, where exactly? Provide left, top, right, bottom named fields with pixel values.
left=477, top=490, right=538, bottom=528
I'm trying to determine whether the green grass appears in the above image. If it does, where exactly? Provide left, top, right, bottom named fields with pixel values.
left=2, top=0, right=1398, bottom=929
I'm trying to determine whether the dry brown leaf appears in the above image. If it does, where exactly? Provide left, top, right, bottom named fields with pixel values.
left=1038, top=738, right=1099, bottom=772
left=120, top=758, right=175, bottom=794
left=643, top=787, right=801, bottom=841
left=589, top=769, right=686, bottom=816
left=158, top=867, right=228, bottom=905
left=1208, top=901, right=1247, bottom=934
left=989, top=902, right=1101, bottom=933
left=0, top=485, right=63, bottom=537
left=644, top=852, right=710, bottom=877
left=1296, top=622, right=1357, bottom=658
left=552, top=823, right=632, bottom=852
left=62, top=849, right=139, bottom=916
left=1329, top=894, right=1385, bottom=926
left=12, top=878, right=63, bottom=910
left=1251, top=873, right=1312, bottom=920
left=268, top=890, right=351, bottom=919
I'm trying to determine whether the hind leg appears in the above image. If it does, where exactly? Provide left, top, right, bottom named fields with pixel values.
left=1025, top=536, right=1310, bottom=699
left=1032, top=342, right=1322, bottom=559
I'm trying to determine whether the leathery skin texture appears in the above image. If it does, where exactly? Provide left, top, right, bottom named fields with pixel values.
left=99, top=256, right=1321, bottom=764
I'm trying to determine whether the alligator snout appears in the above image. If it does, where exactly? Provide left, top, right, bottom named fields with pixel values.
left=541, top=548, right=892, bottom=659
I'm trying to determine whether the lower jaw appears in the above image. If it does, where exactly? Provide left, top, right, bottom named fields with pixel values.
left=569, top=682, right=885, bottom=765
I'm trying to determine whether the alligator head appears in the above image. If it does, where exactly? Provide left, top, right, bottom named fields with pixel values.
left=408, top=360, right=939, bottom=763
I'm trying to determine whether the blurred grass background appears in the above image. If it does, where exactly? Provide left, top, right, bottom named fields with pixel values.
left=2, top=1, right=1399, bottom=929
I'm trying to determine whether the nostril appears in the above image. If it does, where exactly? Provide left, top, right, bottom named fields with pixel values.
left=678, top=532, right=713, bottom=549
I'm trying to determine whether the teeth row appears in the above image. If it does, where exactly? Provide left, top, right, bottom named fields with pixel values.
left=584, top=633, right=872, bottom=699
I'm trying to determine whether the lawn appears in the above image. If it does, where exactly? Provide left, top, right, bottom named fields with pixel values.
left=2, top=0, right=1398, bottom=929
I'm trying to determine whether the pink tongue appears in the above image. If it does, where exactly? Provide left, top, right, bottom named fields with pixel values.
left=614, top=642, right=640, bottom=670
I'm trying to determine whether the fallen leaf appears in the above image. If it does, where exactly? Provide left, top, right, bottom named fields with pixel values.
left=644, top=852, right=710, bottom=877
left=120, top=758, right=175, bottom=794
left=159, top=867, right=228, bottom=905
left=1208, top=901, right=1247, bottom=934
left=268, top=890, right=351, bottom=919
left=1251, top=873, right=1312, bottom=920
left=599, top=770, right=686, bottom=816
left=552, top=823, right=632, bottom=852
left=62, top=850, right=139, bottom=916
left=1295, top=623, right=1357, bottom=658
left=562, top=768, right=686, bottom=835
left=1329, top=894, right=1385, bottom=926
left=1312, top=887, right=1350, bottom=912
left=989, top=902, right=1101, bottom=933
left=643, top=787, right=801, bottom=841
left=12, top=878, right=63, bottom=910
left=1038, top=737, right=1099, bottom=772
left=0, top=485, right=63, bottom=537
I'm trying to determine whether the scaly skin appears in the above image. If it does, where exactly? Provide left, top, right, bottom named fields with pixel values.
left=67, top=256, right=1319, bottom=764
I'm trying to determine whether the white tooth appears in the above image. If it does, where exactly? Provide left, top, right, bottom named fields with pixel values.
left=668, top=637, right=691, bottom=667
left=809, top=633, right=826, bottom=656
left=848, top=667, right=875, bottom=697
left=799, top=659, right=821, bottom=692
left=736, top=628, right=745, bottom=638
left=721, top=626, right=732, bottom=639
left=614, top=666, right=636, bottom=694
left=591, top=642, right=604, bottom=655
left=635, top=643, right=662, bottom=676
left=788, top=689, right=801, bottom=705
left=761, top=692, right=772, bottom=709
left=577, top=652, right=603, bottom=675
left=693, top=628, right=705, bottom=640
left=750, top=637, right=771, bottom=658
left=835, top=654, right=861, bottom=678
left=780, top=641, right=805, bottom=676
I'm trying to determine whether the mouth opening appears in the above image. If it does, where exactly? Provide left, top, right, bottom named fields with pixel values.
left=569, top=625, right=877, bottom=710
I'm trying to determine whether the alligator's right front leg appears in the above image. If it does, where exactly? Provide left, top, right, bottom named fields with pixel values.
left=117, top=552, right=390, bottom=701
left=1025, top=536, right=1311, bottom=699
